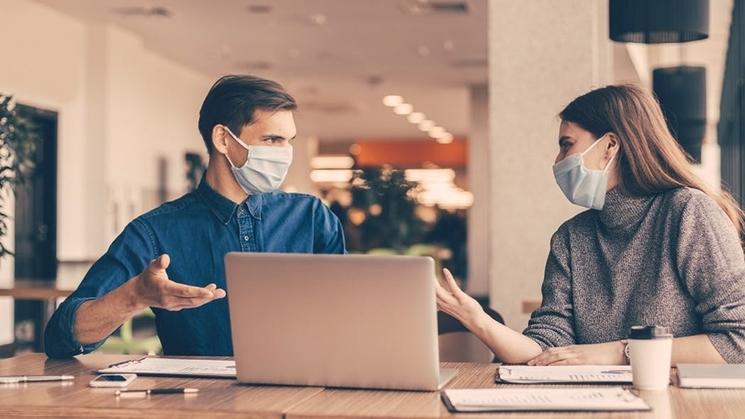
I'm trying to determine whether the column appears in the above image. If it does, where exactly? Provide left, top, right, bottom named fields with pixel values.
left=488, top=0, right=611, bottom=327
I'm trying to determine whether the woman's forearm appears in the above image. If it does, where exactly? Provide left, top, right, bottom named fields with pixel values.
left=466, top=311, right=543, bottom=364
left=671, top=334, right=725, bottom=365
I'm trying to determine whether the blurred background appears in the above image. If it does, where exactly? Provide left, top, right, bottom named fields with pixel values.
left=0, top=0, right=742, bottom=359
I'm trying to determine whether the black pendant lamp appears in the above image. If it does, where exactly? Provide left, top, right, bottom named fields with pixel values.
left=610, top=0, right=709, bottom=43
left=653, top=66, right=707, bottom=162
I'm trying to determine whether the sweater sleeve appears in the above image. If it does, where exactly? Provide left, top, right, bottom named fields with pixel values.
left=676, top=191, right=745, bottom=363
left=523, top=225, right=576, bottom=349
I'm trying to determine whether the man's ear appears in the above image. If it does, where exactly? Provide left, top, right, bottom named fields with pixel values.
left=211, top=125, right=229, bottom=154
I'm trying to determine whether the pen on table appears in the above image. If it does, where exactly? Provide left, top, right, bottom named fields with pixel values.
left=115, top=388, right=199, bottom=397
left=0, top=375, right=75, bottom=384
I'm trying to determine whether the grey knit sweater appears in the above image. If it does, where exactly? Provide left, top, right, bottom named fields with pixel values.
left=523, top=186, right=745, bottom=363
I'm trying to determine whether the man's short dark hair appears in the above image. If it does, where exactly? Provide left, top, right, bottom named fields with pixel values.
left=198, top=75, right=297, bottom=154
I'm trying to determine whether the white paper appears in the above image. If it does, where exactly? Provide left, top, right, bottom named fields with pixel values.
left=498, top=365, right=632, bottom=384
left=443, top=387, right=649, bottom=412
left=98, top=357, right=236, bottom=378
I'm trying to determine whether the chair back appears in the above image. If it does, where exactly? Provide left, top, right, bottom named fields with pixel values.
left=438, top=306, right=504, bottom=363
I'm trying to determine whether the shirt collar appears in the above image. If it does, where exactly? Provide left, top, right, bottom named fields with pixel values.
left=195, top=179, right=240, bottom=225
left=246, top=193, right=263, bottom=220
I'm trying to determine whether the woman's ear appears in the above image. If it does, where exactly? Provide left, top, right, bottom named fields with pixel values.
left=211, top=125, right=229, bottom=154
left=606, top=133, right=620, bottom=156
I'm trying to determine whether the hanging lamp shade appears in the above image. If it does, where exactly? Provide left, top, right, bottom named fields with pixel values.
left=609, top=0, right=709, bottom=43
left=653, top=66, right=707, bottom=162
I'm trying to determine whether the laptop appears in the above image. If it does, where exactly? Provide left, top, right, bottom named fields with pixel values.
left=225, top=252, right=456, bottom=391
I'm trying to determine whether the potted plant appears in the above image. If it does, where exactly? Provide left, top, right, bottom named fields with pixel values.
left=0, top=94, right=38, bottom=259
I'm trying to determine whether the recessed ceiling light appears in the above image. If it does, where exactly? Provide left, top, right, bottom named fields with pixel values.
left=407, top=112, right=426, bottom=124
left=443, top=40, right=455, bottom=51
left=417, top=45, right=431, bottom=57
left=382, top=95, right=404, bottom=107
left=428, top=126, right=446, bottom=137
left=394, top=103, right=414, bottom=115
left=418, top=120, right=435, bottom=131
left=436, top=133, right=454, bottom=144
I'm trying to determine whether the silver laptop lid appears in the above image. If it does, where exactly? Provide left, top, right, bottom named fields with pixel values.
left=225, top=253, right=441, bottom=391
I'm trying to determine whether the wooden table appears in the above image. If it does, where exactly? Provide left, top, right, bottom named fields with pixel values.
left=0, top=353, right=322, bottom=418
left=3, top=353, right=745, bottom=418
left=0, top=280, right=74, bottom=351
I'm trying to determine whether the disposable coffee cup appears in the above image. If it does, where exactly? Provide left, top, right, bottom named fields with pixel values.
left=627, top=325, right=673, bottom=390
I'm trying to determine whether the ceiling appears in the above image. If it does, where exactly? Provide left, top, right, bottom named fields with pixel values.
left=35, top=0, right=488, bottom=141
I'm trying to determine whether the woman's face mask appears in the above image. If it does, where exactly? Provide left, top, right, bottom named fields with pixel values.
left=552, top=135, right=615, bottom=210
left=223, top=127, right=293, bottom=195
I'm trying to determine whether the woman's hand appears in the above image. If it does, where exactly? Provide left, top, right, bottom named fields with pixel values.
left=435, top=268, right=485, bottom=329
left=526, top=341, right=626, bottom=366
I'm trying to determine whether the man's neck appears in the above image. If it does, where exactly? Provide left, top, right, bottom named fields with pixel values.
left=204, top=156, right=249, bottom=204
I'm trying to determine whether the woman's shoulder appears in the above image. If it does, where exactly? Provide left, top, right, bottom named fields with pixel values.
left=659, top=186, right=720, bottom=215
left=557, top=209, right=597, bottom=232
left=549, top=209, right=597, bottom=246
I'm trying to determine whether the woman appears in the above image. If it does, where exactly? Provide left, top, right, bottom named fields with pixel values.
left=437, top=85, right=745, bottom=365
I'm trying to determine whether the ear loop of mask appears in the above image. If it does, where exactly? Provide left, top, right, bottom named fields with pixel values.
left=223, top=126, right=250, bottom=169
left=582, top=135, right=616, bottom=172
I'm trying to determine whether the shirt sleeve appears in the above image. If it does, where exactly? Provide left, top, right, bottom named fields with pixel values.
left=312, top=199, right=346, bottom=254
left=522, top=225, right=576, bottom=349
left=675, top=191, right=745, bottom=363
left=44, top=218, right=155, bottom=358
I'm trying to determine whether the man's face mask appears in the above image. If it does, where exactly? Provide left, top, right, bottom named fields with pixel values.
left=223, top=127, right=293, bottom=194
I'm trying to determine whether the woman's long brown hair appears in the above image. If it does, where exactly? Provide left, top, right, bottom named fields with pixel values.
left=559, top=84, right=744, bottom=239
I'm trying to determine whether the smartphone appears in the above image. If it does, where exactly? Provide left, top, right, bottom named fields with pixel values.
left=88, top=373, right=137, bottom=388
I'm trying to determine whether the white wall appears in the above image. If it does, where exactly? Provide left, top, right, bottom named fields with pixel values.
left=487, top=0, right=612, bottom=328
left=0, top=0, right=89, bottom=346
left=467, top=85, right=490, bottom=296
left=0, top=0, right=212, bottom=346
left=102, top=24, right=210, bottom=242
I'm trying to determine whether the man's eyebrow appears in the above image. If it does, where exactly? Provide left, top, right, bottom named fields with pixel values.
left=261, top=134, right=297, bottom=140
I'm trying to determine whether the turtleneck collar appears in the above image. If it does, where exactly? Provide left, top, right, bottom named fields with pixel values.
left=598, top=186, right=656, bottom=231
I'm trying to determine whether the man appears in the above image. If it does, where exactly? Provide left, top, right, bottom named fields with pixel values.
left=45, top=75, right=346, bottom=358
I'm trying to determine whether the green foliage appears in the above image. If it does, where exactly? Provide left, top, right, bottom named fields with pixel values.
left=349, top=168, right=426, bottom=251
left=0, top=95, right=39, bottom=258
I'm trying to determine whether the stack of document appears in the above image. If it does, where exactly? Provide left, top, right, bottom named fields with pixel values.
left=98, top=357, right=236, bottom=378
left=441, top=387, right=650, bottom=412
left=497, top=365, right=632, bottom=384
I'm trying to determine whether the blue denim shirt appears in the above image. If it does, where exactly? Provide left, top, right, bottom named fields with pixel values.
left=44, top=180, right=345, bottom=358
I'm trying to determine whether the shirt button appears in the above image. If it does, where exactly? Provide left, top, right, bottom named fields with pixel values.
left=243, top=235, right=251, bottom=241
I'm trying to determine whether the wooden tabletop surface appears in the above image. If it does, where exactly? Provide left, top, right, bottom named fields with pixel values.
left=0, top=280, right=73, bottom=300
left=0, top=353, right=321, bottom=418
left=3, top=353, right=745, bottom=418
